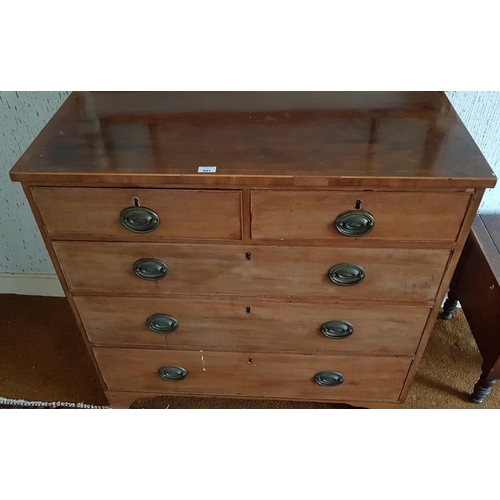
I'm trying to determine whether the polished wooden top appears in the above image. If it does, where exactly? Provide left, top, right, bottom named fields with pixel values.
left=479, top=215, right=500, bottom=256
left=470, top=215, right=500, bottom=288
left=10, top=91, right=497, bottom=188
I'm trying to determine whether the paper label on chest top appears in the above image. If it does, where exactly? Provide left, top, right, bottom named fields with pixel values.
left=198, top=166, right=217, bottom=173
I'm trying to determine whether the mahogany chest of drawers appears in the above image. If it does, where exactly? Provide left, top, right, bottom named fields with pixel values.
left=10, top=91, right=496, bottom=408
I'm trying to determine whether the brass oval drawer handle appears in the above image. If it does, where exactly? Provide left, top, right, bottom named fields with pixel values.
left=328, top=263, right=365, bottom=286
left=120, top=206, right=160, bottom=234
left=335, top=210, right=375, bottom=237
left=320, top=320, right=354, bottom=340
left=147, top=314, right=179, bottom=334
left=314, top=371, right=344, bottom=387
left=133, top=258, right=169, bottom=281
left=158, top=366, right=188, bottom=382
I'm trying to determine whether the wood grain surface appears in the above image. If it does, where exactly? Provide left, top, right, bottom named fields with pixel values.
left=53, top=241, right=451, bottom=302
left=10, top=92, right=496, bottom=188
left=251, top=190, right=471, bottom=242
left=9, top=92, right=496, bottom=408
left=75, top=295, right=430, bottom=354
left=32, top=187, right=242, bottom=240
left=449, top=216, right=500, bottom=379
left=94, top=347, right=411, bottom=402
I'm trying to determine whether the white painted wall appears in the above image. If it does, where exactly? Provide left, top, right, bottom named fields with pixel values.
left=0, top=91, right=70, bottom=275
left=446, top=92, right=500, bottom=213
left=0, top=91, right=499, bottom=290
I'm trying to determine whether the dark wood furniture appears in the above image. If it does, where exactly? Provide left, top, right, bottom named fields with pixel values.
left=10, top=92, right=496, bottom=408
left=442, top=215, right=500, bottom=403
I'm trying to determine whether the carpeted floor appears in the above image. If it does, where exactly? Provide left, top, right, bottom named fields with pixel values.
left=0, top=293, right=495, bottom=409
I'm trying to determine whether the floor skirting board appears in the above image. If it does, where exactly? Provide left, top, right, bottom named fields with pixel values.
left=0, top=273, right=64, bottom=297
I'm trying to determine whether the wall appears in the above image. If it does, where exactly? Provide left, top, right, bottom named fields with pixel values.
left=446, top=91, right=500, bottom=213
left=0, top=91, right=499, bottom=280
left=0, top=92, right=70, bottom=275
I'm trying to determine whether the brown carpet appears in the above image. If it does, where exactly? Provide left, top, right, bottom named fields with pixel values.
left=0, top=294, right=494, bottom=409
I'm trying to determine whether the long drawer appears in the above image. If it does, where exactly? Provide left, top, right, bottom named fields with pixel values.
left=94, top=348, right=412, bottom=402
left=251, top=190, right=471, bottom=241
left=31, top=187, right=242, bottom=240
left=76, top=296, right=430, bottom=354
left=54, top=241, right=450, bottom=302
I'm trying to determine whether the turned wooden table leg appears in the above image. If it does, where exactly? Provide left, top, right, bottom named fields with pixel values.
left=440, top=291, right=460, bottom=321
left=471, top=377, right=498, bottom=404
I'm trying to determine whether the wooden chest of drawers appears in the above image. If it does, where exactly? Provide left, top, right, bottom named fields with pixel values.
left=10, top=91, right=496, bottom=408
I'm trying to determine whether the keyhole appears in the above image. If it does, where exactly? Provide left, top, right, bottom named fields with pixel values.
left=133, top=197, right=140, bottom=207
left=245, top=252, right=251, bottom=261
left=246, top=307, right=252, bottom=314
left=355, top=200, right=361, bottom=210
left=248, top=358, right=253, bottom=364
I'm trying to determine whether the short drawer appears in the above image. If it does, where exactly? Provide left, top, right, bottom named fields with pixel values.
left=76, top=296, right=430, bottom=354
left=54, top=242, right=450, bottom=302
left=94, top=348, right=412, bottom=402
left=251, top=190, right=471, bottom=241
left=31, top=187, right=242, bottom=240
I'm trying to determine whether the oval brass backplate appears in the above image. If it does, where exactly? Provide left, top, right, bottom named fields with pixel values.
left=314, top=371, right=344, bottom=387
left=320, top=320, right=354, bottom=340
left=120, top=206, right=160, bottom=233
left=158, top=366, right=188, bottom=381
left=147, top=314, right=179, bottom=334
left=335, top=210, right=375, bottom=237
left=133, top=258, right=169, bottom=281
left=328, top=263, right=365, bottom=286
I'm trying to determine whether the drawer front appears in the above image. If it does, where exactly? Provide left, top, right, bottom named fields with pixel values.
left=76, top=296, right=430, bottom=354
left=55, top=242, right=450, bottom=302
left=94, top=348, right=412, bottom=402
left=251, top=190, right=471, bottom=241
left=31, top=187, right=242, bottom=240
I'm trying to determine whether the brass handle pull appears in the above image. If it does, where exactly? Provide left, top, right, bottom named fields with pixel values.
left=335, top=210, right=375, bottom=237
left=328, top=263, right=365, bottom=286
left=158, top=366, right=188, bottom=381
left=120, top=206, right=160, bottom=234
left=314, top=371, right=344, bottom=387
left=320, top=320, right=354, bottom=340
left=147, top=314, right=179, bottom=334
left=133, top=258, right=169, bottom=281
